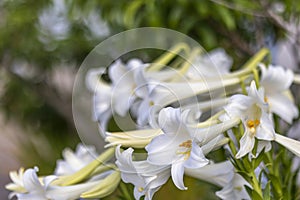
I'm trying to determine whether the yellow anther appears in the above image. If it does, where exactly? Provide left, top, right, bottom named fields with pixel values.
left=179, top=140, right=192, bottom=148
left=177, top=140, right=192, bottom=160
left=264, top=96, right=268, bottom=103
left=247, top=120, right=260, bottom=128
left=149, top=101, right=154, bottom=106
left=246, top=119, right=260, bottom=136
left=138, top=187, right=144, bottom=192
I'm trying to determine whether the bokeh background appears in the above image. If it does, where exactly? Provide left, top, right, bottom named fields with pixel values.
left=1, top=0, right=300, bottom=199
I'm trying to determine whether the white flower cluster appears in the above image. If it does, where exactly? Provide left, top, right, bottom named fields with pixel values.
left=86, top=47, right=300, bottom=199
left=6, top=47, right=300, bottom=200
left=6, top=144, right=119, bottom=200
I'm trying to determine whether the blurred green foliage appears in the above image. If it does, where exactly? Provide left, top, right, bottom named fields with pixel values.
left=99, top=0, right=300, bottom=57
left=0, top=0, right=108, bottom=173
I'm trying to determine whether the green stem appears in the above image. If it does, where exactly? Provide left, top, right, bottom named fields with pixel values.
left=147, top=42, right=190, bottom=72
left=240, top=76, right=247, bottom=94
left=250, top=170, right=263, bottom=198
left=224, top=48, right=269, bottom=79
left=119, top=181, right=133, bottom=200
left=252, top=68, right=260, bottom=87
left=241, top=48, right=269, bottom=70
left=171, top=47, right=201, bottom=81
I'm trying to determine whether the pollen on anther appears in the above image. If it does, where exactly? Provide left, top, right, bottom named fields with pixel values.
left=247, top=119, right=260, bottom=128
left=264, top=96, right=269, bottom=103
left=177, top=140, right=192, bottom=160
left=179, top=140, right=192, bottom=148
left=138, top=187, right=144, bottom=192
left=246, top=119, right=260, bottom=135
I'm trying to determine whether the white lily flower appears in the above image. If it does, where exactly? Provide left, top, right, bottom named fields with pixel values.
left=136, top=79, right=237, bottom=129
left=54, top=143, right=98, bottom=175
left=185, top=161, right=250, bottom=200
left=116, top=146, right=170, bottom=200
left=149, top=77, right=240, bottom=108
left=86, top=68, right=112, bottom=133
left=131, top=59, right=239, bottom=127
left=186, top=48, right=232, bottom=80
left=129, top=65, right=157, bottom=127
left=131, top=65, right=191, bottom=128
left=224, top=81, right=275, bottom=158
left=87, top=59, right=151, bottom=131
left=225, top=81, right=300, bottom=158
left=110, top=59, right=143, bottom=116
left=130, top=65, right=193, bottom=128
left=6, top=167, right=102, bottom=200
left=6, top=168, right=27, bottom=196
left=260, top=64, right=298, bottom=123
left=145, top=107, right=210, bottom=190
left=216, top=173, right=251, bottom=200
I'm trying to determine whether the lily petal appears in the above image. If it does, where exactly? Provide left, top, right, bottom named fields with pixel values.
left=236, top=129, right=255, bottom=159
left=171, top=162, right=187, bottom=190
left=267, top=93, right=298, bottom=124
left=184, top=142, right=209, bottom=169
left=275, top=133, right=300, bottom=157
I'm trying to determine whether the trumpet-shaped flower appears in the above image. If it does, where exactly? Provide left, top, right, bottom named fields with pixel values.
left=87, top=59, right=145, bottom=131
left=116, top=146, right=170, bottom=200
left=186, top=48, right=232, bottom=80
left=54, top=143, right=98, bottom=175
left=224, top=81, right=275, bottom=158
left=225, top=81, right=300, bottom=158
left=6, top=167, right=104, bottom=200
left=260, top=64, right=298, bottom=123
left=86, top=68, right=112, bottom=133
left=109, top=59, right=143, bottom=116
left=146, top=108, right=209, bottom=190
left=146, top=107, right=240, bottom=190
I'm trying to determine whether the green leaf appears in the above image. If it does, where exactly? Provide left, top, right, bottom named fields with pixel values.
left=237, top=170, right=252, bottom=184
left=216, top=6, right=236, bottom=30
left=198, top=27, right=217, bottom=49
left=124, top=0, right=144, bottom=28
left=245, top=185, right=253, bottom=197
left=263, top=181, right=271, bottom=200
left=252, top=189, right=263, bottom=200
left=254, top=149, right=266, bottom=169
left=242, top=155, right=252, bottom=171
left=268, top=174, right=283, bottom=199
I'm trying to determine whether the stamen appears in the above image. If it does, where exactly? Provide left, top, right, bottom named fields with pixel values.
left=246, top=119, right=260, bottom=137
left=138, top=187, right=144, bottom=192
left=177, top=140, right=192, bottom=160
left=179, top=140, right=192, bottom=148
left=264, top=96, right=268, bottom=103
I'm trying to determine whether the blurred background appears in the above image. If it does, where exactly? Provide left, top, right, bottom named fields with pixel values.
left=1, top=0, right=300, bottom=199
